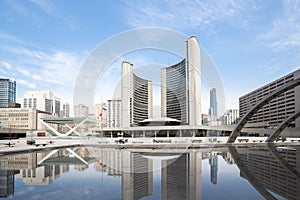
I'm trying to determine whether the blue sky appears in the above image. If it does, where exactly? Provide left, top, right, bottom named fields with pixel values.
left=0, top=0, right=299, bottom=115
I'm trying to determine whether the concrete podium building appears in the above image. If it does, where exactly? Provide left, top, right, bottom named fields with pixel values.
left=161, top=36, right=201, bottom=126
left=239, top=69, right=300, bottom=128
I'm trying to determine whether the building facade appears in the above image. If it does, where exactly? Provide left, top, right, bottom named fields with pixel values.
left=161, top=36, right=201, bottom=126
left=222, top=109, right=239, bottom=125
left=121, top=61, right=153, bottom=127
left=239, top=147, right=300, bottom=199
left=74, top=104, right=89, bottom=117
left=201, top=114, right=215, bottom=125
left=239, top=69, right=300, bottom=128
left=122, top=151, right=153, bottom=200
left=0, top=108, right=52, bottom=130
left=161, top=152, right=202, bottom=200
left=209, top=88, right=217, bottom=117
left=95, top=103, right=107, bottom=128
left=107, top=99, right=121, bottom=128
left=60, top=101, right=70, bottom=117
left=17, top=91, right=65, bottom=117
left=0, top=78, right=16, bottom=108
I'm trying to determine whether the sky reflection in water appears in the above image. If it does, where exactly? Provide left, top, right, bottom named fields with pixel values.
left=1, top=145, right=298, bottom=200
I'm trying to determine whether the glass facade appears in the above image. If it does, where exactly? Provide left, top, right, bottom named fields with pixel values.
left=209, top=88, right=217, bottom=116
left=0, top=79, right=16, bottom=108
left=133, top=74, right=150, bottom=125
left=165, top=59, right=187, bottom=123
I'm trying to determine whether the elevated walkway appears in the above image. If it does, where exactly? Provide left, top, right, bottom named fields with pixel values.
left=38, top=117, right=98, bottom=137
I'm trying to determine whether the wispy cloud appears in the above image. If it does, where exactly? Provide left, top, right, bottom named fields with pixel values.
left=4, top=0, right=41, bottom=23
left=258, top=0, right=300, bottom=51
left=123, top=0, right=254, bottom=31
left=0, top=31, right=24, bottom=44
left=4, top=0, right=76, bottom=28
left=0, top=32, right=84, bottom=94
left=18, top=79, right=36, bottom=89
left=17, top=67, right=31, bottom=76
left=1, top=61, right=12, bottom=70
left=30, top=0, right=77, bottom=28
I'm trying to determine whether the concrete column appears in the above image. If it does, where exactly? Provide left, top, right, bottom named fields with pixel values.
left=192, top=130, right=195, bottom=137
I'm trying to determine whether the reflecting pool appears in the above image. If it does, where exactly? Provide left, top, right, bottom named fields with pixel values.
left=0, top=144, right=299, bottom=199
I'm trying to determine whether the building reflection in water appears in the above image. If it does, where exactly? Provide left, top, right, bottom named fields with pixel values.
left=161, top=152, right=202, bottom=200
left=0, top=147, right=92, bottom=197
left=208, top=152, right=218, bottom=184
left=0, top=145, right=299, bottom=199
left=231, top=145, right=300, bottom=200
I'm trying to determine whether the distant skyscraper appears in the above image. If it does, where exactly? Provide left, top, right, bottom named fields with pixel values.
left=121, top=61, right=153, bottom=127
left=209, top=152, right=218, bottom=184
left=74, top=104, right=89, bottom=117
left=0, top=78, right=16, bottom=108
left=60, top=101, right=70, bottom=117
left=209, top=88, right=217, bottom=117
left=161, top=36, right=201, bottom=126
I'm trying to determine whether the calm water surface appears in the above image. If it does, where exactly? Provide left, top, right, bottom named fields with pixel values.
left=0, top=144, right=299, bottom=200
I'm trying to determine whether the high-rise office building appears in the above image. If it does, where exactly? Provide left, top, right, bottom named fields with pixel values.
left=74, top=104, right=89, bottom=117
left=209, top=88, right=217, bottom=117
left=17, top=91, right=64, bottom=117
left=161, top=36, right=201, bottom=126
left=107, top=99, right=121, bottom=128
left=121, top=61, right=153, bottom=127
left=239, top=69, right=300, bottom=128
left=60, top=101, right=70, bottom=117
left=0, top=78, right=16, bottom=108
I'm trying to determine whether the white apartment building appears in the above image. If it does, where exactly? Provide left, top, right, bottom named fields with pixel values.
left=74, top=104, right=89, bottom=117
left=223, top=109, right=239, bottom=125
left=60, top=101, right=70, bottom=117
left=107, top=99, right=121, bottom=128
left=17, top=91, right=67, bottom=117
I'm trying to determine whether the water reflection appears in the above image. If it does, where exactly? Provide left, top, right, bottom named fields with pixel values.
left=229, top=145, right=300, bottom=200
left=0, top=144, right=299, bottom=199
